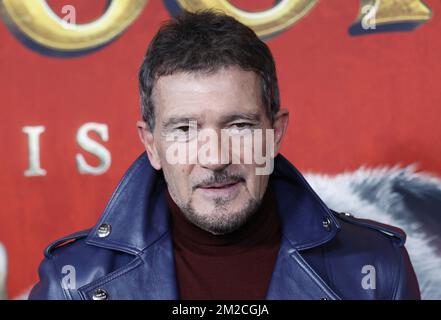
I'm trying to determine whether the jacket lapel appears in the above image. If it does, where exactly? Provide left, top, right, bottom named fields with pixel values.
left=79, top=232, right=179, bottom=300
left=265, top=156, right=342, bottom=299
left=266, top=240, right=341, bottom=300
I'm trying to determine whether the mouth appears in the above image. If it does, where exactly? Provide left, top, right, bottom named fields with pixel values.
left=196, top=179, right=244, bottom=199
left=198, top=180, right=242, bottom=189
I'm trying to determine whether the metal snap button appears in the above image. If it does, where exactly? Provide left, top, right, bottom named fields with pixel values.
left=97, top=223, right=111, bottom=238
left=322, top=217, right=332, bottom=231
left=92, top=288, right=108, bottom=300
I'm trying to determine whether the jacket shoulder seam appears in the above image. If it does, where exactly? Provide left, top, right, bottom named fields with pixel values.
left=330, top=210, right=406, bottom=246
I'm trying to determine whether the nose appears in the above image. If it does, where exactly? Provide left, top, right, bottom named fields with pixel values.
left=197, top=128, right=230, bottom=171
left=200, top=157, right=229, bottom=171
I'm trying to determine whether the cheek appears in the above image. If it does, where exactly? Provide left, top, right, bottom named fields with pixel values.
left=245, top=172, right=268, bottom=200
left=162, top=163, right=192, bottom=197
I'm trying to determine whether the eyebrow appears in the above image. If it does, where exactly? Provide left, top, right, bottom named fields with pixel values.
left=220, top=112, right=261, bottom=124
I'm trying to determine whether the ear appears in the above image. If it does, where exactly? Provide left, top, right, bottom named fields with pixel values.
left=136, top=121, right=162, bottom=170
left=272, top=108, right=289, bottom=157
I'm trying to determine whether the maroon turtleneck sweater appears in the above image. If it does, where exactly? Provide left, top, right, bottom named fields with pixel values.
left=165, top=186, right=282, bottom=300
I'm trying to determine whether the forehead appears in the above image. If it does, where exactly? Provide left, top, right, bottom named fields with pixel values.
left=153, top=67, right=263, bottom=121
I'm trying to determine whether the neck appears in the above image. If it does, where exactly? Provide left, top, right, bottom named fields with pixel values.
left=165, top=185, right=281, bottom=255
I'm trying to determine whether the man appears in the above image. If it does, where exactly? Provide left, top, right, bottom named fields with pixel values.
left=29, top=10, right=420, bottom=300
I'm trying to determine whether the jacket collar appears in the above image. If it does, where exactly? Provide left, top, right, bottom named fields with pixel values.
left=271, top=154, right=340, bottom=250
left=85, top=152, right=340, bottom=254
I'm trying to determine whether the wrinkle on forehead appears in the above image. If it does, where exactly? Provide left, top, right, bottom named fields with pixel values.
left=152, top=66, right=263, bottom=121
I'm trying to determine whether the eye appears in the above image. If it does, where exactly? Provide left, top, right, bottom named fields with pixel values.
left=231, top=122, right=252, bottom=129
left=170, top=124, right=197, bottom=142
left=175, top=125, right=190, bottom=132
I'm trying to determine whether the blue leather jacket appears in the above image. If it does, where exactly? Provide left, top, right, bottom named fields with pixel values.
left=29, top=153, right=420, bottom=300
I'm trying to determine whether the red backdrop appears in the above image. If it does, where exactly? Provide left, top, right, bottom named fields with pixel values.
left=1, top=0, right=440, bottom=298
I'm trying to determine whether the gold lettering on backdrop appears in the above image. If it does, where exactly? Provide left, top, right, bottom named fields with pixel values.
left=175, top=0, right=318, bottom=38
left=0, top=0, right=433, bottom=53
left=352, top=0, right=432, bottom=32
left=0, top=0, right=148, bottom=52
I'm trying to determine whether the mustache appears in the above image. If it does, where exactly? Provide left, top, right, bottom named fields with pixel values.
left=193, top=172, right=245, bottom=190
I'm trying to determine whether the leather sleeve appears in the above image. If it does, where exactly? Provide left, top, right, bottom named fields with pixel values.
left=28, top=256, right=67, bottom=300
left=392, top=245, right=421, bottom=300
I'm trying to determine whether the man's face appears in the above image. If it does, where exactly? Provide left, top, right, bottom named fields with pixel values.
left=138, top=66, right=288, bottom=235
